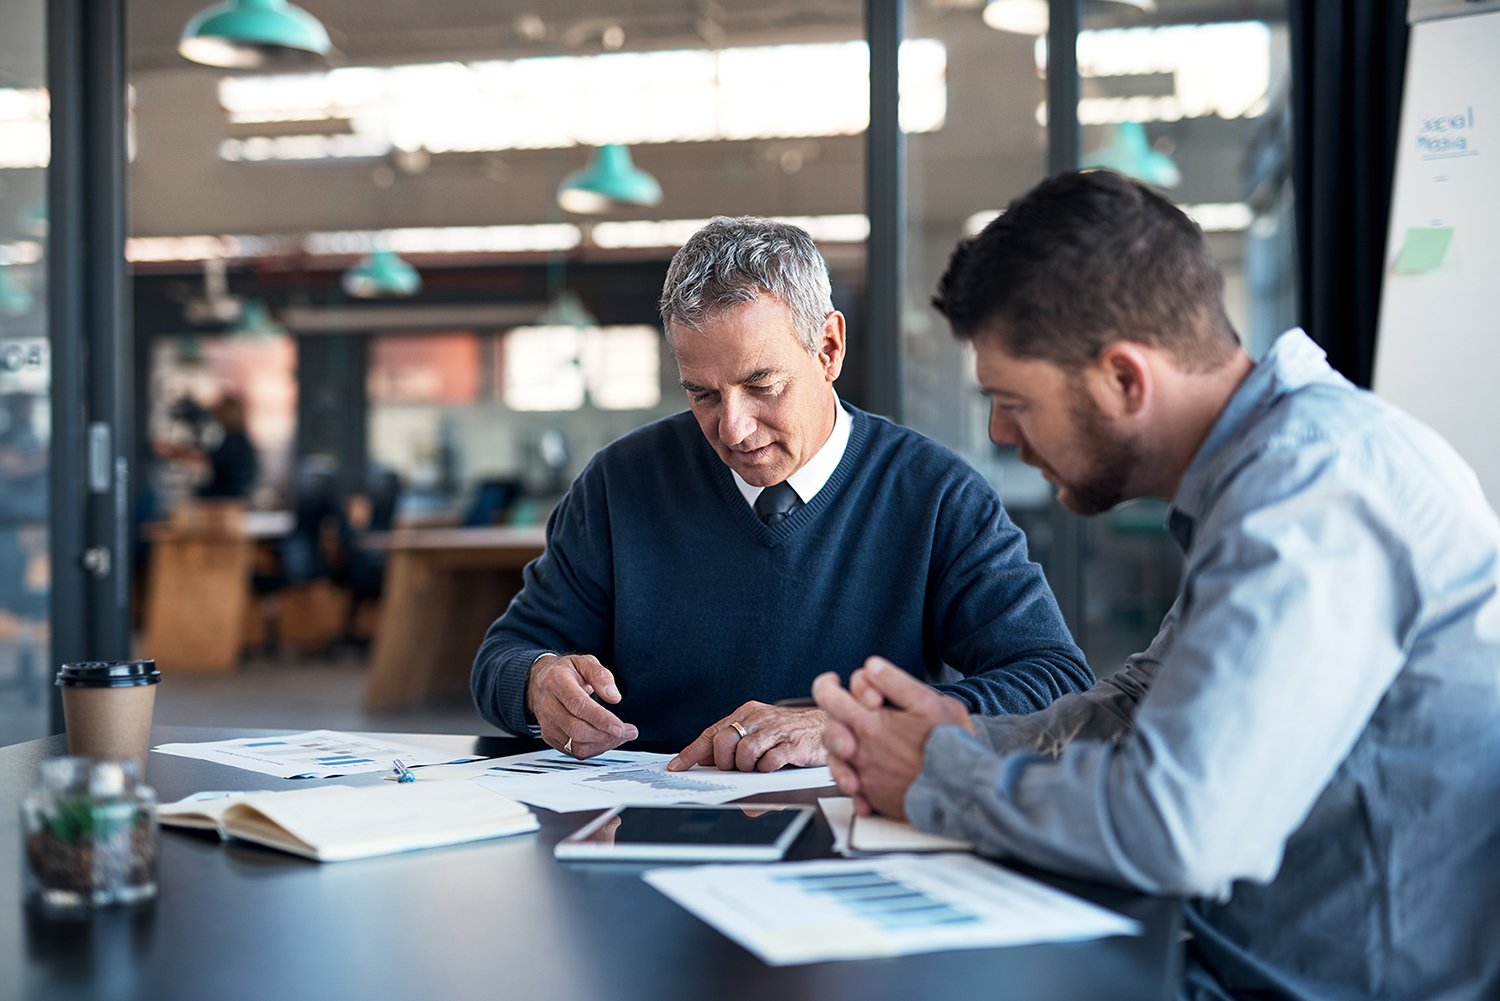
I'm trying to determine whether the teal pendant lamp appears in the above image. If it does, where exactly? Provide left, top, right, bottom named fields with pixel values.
left=0, top=266, right=33, bottom=317
left=179, top=0, right=332, bottom=69
left=1084, top=122, right=1181, bottom=188
left=231, top=299, right=287, bottom=337
left=18, top=199, right=47, bottom=238
left=557, top=144, right=663, bottom=214
left=175, top=332, right=205, bottom=366
left=534, top=288, right=598, bottom=329
left=342, top=248, right=421, bottom=299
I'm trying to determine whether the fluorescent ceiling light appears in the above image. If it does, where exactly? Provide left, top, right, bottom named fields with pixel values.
left=984, top=0, right=1154, bottom=35
left=1034, top=22, right=1272, bottom=126
left=212, top=41, right=947, bottom=164
left=966, top=203, right=1251, bottom=236
left=124, top=215, right=869, bottom=264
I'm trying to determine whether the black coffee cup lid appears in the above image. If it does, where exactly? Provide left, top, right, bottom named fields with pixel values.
left=55, top=660, right=161, bottom=688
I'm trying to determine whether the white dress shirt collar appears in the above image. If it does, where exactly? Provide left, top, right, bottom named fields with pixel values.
left=731, top=390, right=851, bottom=510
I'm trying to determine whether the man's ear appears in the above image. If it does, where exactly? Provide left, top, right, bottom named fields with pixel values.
left=1087, top=342, right=1151, bottom=418
left=819, top=311, right=847, bottom=382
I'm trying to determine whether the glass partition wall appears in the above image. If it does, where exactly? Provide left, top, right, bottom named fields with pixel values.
left=99, top=0, right=1300, bottom=703
left=0, top=0, right=52, bottom=742
left=127, top=2, right=874, bottom=526
left=903, top=0, right=1294, bottom=670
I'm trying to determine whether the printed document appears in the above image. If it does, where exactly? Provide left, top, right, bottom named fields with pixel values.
left=471, top=749, right=833, bottom=813
left=152, top=729, right=483, bottom=779
left=645, top=854, right=1141, bottom=966
left=818, top=797, right=973, bottom=855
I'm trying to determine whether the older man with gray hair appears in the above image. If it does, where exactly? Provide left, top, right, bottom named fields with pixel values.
left=472, top=216, right=1091, bottom=771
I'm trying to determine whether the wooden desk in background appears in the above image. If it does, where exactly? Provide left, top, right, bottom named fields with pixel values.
left=362, top=525, right=546, bottom=712
left=140, top=509, right=292, bottom=674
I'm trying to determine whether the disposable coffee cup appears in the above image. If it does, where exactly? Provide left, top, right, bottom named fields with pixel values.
left=55, top=660, right=161, bottom=766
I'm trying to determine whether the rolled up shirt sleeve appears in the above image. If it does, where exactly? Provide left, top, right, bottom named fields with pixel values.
left=907, top=447, right=1418, bottom=900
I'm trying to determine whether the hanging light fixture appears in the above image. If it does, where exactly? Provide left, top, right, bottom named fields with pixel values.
left=0, top=266, right=33, bottom=317
left=533, top=288, right=598, bottom=329
left=557, top=144, right=663, bottom=214
left=1084, top=122, right=1181, bottom=188
left=17, top=199, right=47, bottom=238
left=230, top=299, right=288, bottom=337
left=342, top=248, right=421, bottom=299
left=179, top=0, right=332, bottom=69
left=982, top=0, right=1154, bottom=35
left=183, top=257, right=243, bottom=326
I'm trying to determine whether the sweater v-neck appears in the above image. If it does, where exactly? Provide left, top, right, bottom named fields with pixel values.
left=707, top=405, right=871, bottom=546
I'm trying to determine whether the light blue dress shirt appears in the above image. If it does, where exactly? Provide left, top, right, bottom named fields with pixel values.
left=908, top=330, right=1500, bottom=1000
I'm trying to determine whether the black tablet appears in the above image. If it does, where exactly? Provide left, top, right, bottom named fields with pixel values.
left=553, top=803, right=815, bottom=862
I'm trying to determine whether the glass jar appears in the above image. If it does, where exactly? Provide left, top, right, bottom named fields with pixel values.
left=21, top=757, right=158, bottom=910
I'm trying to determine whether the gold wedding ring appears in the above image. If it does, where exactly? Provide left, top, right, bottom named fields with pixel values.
left=563, top=736, right=574, bottom=755
left=729, top=720, right=748, bottom=738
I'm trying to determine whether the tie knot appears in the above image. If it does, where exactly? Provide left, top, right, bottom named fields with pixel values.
left=754, top=481, right=803, bottom=526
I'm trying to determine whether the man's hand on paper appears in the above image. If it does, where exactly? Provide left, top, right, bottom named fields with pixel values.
left=527, top=653, right=639, bottom=759
left=813, top=657, right=974, bottom=819
left=667, top=702, right=827, bottom=772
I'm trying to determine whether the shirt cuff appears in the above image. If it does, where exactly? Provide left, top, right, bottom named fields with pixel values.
left=905, top=724, right=995, bottom=840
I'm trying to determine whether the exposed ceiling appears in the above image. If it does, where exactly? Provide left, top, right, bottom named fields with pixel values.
left=110, top=1, right=1288, bottom=267
left=129, top=1, right=870, bottom=73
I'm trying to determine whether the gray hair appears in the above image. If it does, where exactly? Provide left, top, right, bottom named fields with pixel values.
left=659, top=216, right=833, bottom=353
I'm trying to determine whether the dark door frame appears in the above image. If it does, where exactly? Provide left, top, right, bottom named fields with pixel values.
left=47, top=0, right=134, bottom=731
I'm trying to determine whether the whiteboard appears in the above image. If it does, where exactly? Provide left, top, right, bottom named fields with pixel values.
left=1372, top=8, right=1500, bottom=512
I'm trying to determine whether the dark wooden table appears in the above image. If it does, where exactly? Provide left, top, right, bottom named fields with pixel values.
left=2, top=726, right=1182, bottom=1001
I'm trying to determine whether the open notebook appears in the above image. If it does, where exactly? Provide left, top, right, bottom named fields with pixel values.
left=158, top=781, right=538, bottom=862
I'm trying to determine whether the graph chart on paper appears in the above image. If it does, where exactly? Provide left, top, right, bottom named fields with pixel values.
left=773, top=868, right=980, bottom=931
left=645, top=855, right=1144, bottom=966
left=471, top=749, right=832, bottom=813
left=151, top=730, right=483, bottom=779
left=581, top=768, right=732, bottom=795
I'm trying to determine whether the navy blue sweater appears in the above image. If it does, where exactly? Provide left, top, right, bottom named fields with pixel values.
left=472, top=404, right=1092, bottom=744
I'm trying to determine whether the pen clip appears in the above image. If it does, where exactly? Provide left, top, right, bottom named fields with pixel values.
left=392, top=759, right=416, bottom=782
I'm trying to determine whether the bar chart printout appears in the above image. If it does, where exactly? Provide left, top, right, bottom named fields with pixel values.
left=644, top=854, right=1142, bottom=966
left=151, top=730, right=483, bottom=778
left=472, top=749, right=833, bottom=812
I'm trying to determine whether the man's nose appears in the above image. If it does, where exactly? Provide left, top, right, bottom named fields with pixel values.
left=719, top=395, right=755, bottom=446
left=988, top=408, right=1021, bottom=447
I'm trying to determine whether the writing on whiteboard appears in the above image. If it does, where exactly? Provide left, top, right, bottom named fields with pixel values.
left=1418, top=106, right=1477, bottom=158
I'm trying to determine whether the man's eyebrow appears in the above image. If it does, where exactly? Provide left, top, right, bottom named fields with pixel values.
left=678, top=369, right=779, bottom=393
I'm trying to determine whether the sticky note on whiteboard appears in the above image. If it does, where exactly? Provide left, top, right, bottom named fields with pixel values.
left=1393, top=226, right=1454, bottom=273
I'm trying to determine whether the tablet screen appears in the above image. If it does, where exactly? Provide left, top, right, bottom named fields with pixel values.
left=554, top=804, right=814, bottom=861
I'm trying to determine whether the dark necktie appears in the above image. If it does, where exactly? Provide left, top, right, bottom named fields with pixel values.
left=754, top=481, right=803, bottom=526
